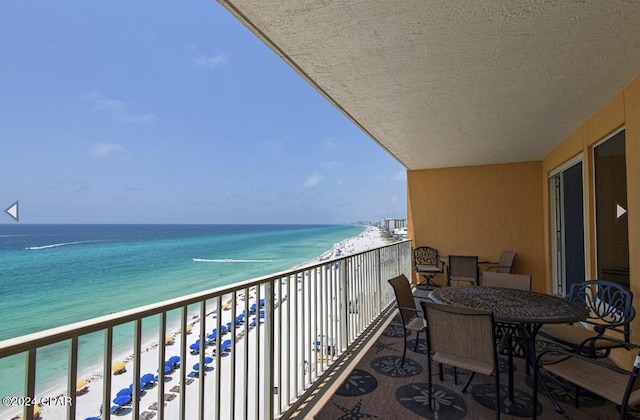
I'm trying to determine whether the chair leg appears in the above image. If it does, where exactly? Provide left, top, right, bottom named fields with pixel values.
left=414, top=330, right=420, bottom=353
left=439, top=363, right=444, bottom=381
left=427, top=353, right=433, bottom=410
left=494, top=370, right=501, bottom=420
left=461, top=371, right=475, bottom=393
left=401, top=329, right=408, bottom=368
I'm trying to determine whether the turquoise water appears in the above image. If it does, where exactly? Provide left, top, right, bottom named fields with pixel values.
left=0, top=224, right=365, bottom=400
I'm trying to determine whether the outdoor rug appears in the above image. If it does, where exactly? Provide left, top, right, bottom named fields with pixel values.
left=314, top=313, right=640, bottom=419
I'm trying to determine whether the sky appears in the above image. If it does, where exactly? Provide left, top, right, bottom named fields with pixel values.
left=0, top=1, right=407, bottom=224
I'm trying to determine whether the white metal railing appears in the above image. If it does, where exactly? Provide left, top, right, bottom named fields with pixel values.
left=0, top=240, right=411, bottom=420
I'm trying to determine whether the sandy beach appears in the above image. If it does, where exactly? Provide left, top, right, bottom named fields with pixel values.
left=6, top=226, right=389, bottom=420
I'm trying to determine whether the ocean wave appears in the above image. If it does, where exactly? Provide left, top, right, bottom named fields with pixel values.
left=192, top=258, right=274, bottom=263
left=26, top=240, right=101, bottom=250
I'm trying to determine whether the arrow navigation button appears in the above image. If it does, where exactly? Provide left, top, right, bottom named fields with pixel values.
left=616, top=203, right=627, bottom=219
left=5, top=200, right=19, bottom=222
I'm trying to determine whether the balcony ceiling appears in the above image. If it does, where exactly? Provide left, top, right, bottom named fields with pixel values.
left=218, top=0, right=640, bottom=170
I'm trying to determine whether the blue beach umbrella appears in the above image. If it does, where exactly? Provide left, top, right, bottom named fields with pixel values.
left=85, top=417, right=101, bottom=420
left=226, top=322, right=232, bottom=330
left=168, top=355, right=180, bottom=366
left=141, top=373, right=155, bottom=382
left=207, top=330, right=217, bottom=340
left=159, top=364, right=172, bottom=374
left=113, top=395, right=132, bottom=406
left=259, top=298, right=265, bottom=307
left=259, top=309, right=265, bottom=319
left=193, top=363, right=201, bottom=371
left=204, top=356, right=213, bottom=364
left=220, top=325, right=227, bottom=334
left=190, top=342, right=201, bottom=351
left=116, top=388, right=132, bottom=397
left=250, top=303, right=257, bottom=313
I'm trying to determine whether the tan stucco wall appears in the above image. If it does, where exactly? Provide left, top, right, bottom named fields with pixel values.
left=407, top=161, right=545, bottom=291
left=542, top=74, right=640, bottom=362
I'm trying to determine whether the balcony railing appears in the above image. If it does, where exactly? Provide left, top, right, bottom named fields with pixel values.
left=0, top=240, right=411, bottom=420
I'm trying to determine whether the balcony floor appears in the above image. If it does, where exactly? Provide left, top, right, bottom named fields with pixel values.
left=312, top=312, right=637, bottom=419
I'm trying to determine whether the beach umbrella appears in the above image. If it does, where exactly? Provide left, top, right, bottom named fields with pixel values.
left=168, top=355, right=180, bottom=366
left=116, top=388, right=132, bottom=397
left=165, top=334, right=174, bottom=345
left=189, top=342, right=201, bottom=351
left=185, top=325, right=192, bottom=334
left=204, top=356, right=214, bottom=364
left=141, top=373, right=155, bottom=383
left=250, top=303, right=257, bottom=313
left=113, top=395, right=132, bottom=406
left=259, top=309, right=265, bottom=318
left=85, top=417, right=101, bottom=420
left=207, top=330, right=217, bottom=340
left=159, top=363, right=172, bottom=374
left=259, top=298, right=265, bottom=307
left=220, top=325, right=227, bottom=334
left=112, top=361, right=126, bottom=373
left=226, top=322, right=233, bottom=330
left=76, top=379, right=88, bottom=389
left=193, top=363, right=201, bottom=371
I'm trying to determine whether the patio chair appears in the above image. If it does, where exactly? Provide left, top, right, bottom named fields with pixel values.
left=534, top=336, right=640, bottom=419
left=421, top=301, right=501, bottom=420
left=388, top=274, right=427, bottom=368
left=413, top=246, right=444, bottom=289
left=481, top=271, right=531, bottom=399
left=485, top=251, right=517, bottom=274
left=482, top=271, right=530, bottom=290
left=447, top=255, right=479, bottom=286
left=538, top=279, right=635, bottom=357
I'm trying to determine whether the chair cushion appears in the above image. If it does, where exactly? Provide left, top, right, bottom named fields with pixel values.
left=539, top=324, right=621, bottom=349
left=417, top=264, right=442, bottom=273
left=450, top=276, right=477, bottom=284
left=543, top=357, right=640, bottom=406
left=433, top=352, right=494, bottom=376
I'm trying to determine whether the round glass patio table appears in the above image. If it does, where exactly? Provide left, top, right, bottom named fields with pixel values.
left=428, top=286, right=587, bottom=324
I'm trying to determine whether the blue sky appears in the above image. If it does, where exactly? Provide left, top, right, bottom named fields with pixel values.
left=0, top=1, right=406, bottom=224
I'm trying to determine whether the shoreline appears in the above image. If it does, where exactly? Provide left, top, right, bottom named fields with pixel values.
left=4, top=226, right=390, bottom=419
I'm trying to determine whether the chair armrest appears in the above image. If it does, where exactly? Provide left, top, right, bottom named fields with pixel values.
left=537, top=344, right=640, bottom=376
left=396, top=306, right=419, bottom=314
left=577, top=335, right=639, bottom=353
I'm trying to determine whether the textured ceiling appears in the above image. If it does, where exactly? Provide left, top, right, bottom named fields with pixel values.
left=218, top=0, right=640, bottom=170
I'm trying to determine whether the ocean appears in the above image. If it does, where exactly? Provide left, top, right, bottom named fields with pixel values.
left=0, top=224, right=365, bottom=401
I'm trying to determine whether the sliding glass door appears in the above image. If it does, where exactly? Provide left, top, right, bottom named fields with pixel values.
left=550, top=160, right=585, bottom=295
left=594, top=129, right=629, bottom=287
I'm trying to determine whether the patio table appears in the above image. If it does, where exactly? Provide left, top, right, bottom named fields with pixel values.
left=427, top=286, right=588, bottom=412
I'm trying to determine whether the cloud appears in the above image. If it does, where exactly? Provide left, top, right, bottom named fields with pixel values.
left=320, top=160, right=339, bottom=170
left=323, top=137, right=339, bottom=149
left=92, top=142, right=124, bottom=158
left=192, top=50, right=226, bottom=69
left=86, top=92, right=155, bottom=124
left=393, top=170, right=406, bottom=181
left=262, top=138, right=286, bottom=152
left=303, top=172, right=323, bottom=187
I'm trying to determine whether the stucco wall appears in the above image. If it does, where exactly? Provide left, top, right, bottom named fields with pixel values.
left=407, top=161, right=545, bottom=291
left=542, top=74, right=640, bottom=361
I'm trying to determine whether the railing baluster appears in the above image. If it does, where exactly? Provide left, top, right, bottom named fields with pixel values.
left=103, top=327, right=113, bottom=420
left=157, top=311, right=166, bottom=420
left=179, top=306, right=187, bottom=420
left=68, top=336, right=78, bottom=420
left=133, top=319, right=142, bottom=420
